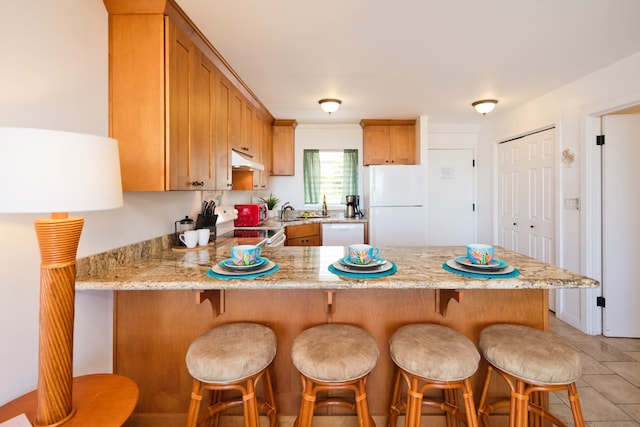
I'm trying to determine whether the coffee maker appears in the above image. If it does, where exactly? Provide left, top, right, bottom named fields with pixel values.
left=345, top=195, right=362, bottom=218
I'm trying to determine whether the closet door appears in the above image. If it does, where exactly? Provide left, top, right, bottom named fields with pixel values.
left=498, top=129, right=556, bottom=262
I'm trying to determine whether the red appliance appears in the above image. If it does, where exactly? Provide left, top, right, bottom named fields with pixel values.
left=234, top=203, right=268, bottom=227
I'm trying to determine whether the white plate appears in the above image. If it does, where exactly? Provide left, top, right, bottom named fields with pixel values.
left=339, top=257, right=387, bottom=269
left=446, top=259, right=515, bottom=275
left=220, top=257, right=268, bottom=271
left=454, top=256, right=508, bottom=270
left=212, top=260, right=276, bottom=276
left=332, top=260, right=393, bottom=274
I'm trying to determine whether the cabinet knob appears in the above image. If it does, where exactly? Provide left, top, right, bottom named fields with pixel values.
left=513, top=222, right=517, bottom=226
left=191, top=180, right=204, bottom=187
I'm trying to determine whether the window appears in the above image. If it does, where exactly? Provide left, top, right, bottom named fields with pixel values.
left=303, top=149, right=358, bottom=205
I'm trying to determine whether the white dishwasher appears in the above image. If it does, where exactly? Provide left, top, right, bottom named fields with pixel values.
left=322, top=223, right=365, bottom=246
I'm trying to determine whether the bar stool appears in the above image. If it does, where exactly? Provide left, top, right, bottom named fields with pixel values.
left=388, top=323, right=481, bottom=427
left=477, top=324, right=585, bottom=427
left=291, top=323, right=379, bottom=427
left=185, top=322, right=277, bottom=427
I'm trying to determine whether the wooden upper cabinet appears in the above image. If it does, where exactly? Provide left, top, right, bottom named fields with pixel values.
left=271, top=120, right=297, bottom=176
left=228, top=88, right=244, bottom=155
left=168, top=20, right=217, bottom=190
left=105, top=0, right=274, bottom=191
left=258, top=115, right=273, bottom=189
left=108, top=13, right=166, bottom=191
left=214, top=72, right=233, bottom=190
left=360, top=119, right=417, bottom=166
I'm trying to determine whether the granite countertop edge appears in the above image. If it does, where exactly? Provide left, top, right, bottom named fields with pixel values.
left=75, top=237, right=600, bottom=292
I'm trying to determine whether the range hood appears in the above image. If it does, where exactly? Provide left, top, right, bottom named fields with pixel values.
left=231, top=150, right=264, bottom=171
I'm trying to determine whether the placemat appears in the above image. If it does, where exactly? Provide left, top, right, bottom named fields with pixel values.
left=206, top=263, right=279, bottom=280
left=328, top=262, right=397, bottom=279
left=442, top=263, right=520, bottom=279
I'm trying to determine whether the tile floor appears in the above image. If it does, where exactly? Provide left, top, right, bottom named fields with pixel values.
left=549, top=314, right=640, bottom=426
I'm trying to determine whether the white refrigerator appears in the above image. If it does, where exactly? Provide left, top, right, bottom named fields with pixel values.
left=364, top=165, right=427, bottom=246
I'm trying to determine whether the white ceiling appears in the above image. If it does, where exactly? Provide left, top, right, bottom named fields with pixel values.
left=177, top=0, right=640, bottom=125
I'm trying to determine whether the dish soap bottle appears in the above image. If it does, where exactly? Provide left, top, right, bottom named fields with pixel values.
left=321, top=195, right=328, bottom=216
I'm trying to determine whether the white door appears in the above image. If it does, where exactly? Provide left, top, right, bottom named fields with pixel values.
left=602, top=113, right=640, bottom=337
left=427, top=149, right=475, bottom=245
left=498, top=129, right=555, bottom=260
left=498, top=129, right=556, bottom=307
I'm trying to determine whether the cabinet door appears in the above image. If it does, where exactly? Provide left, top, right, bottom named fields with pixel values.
left=363, top=125, right=390, bottom=165
left=167, top=20, right=196, bottom=190
left=168, top=22, right=216, bottom=190
left=242, top=102, right=255, bottom=157
left=229, top=87, right=244, bottom=154
left=190, top=52, right=216, bottom=189
left=272, top=120, right=296, bottom=175
left=256, top=112, right=271, bottom=190
left=389, top=124, right=416, bottom=165
left=215, top=73, right=232, bottom=190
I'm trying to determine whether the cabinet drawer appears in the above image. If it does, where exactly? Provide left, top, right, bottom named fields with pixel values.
left=286, top=235, right=321, bottom=246
left=285, top=223, right=320, bottom=239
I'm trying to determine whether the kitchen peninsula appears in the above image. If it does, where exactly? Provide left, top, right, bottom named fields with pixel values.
left=76, top=243, right=598, bottom=426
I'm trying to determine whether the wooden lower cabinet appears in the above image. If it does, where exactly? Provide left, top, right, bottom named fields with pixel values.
left=285, top=223, right=321, bottom=246
left=114, top=288, right=547, bottom=426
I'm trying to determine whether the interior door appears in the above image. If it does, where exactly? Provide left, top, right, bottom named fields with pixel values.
left=602, top=113, right=640, bottom=337
left=498, top=129, right=556, bottom=307
left=498, top=129, right=555, bottom=259
left=427, top=149, right=475, bottom=245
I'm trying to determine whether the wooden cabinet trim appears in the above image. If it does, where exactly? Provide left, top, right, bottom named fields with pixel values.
left=360, top=119, right=416, bottom=128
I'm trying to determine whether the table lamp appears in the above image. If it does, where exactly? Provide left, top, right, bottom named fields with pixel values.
left=0, top=128, right=123, bottom=426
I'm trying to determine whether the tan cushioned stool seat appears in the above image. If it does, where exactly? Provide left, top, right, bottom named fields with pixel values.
left=390, top=324, right=480, bottom=381
left=186, top=323, right=277, bottom=384
left=291, top=324, right=379, bottom=382
left=479, top=324, right=582, bottom=385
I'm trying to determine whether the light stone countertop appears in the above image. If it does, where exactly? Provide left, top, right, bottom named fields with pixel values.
left=76, top=243, right=599, bottom=291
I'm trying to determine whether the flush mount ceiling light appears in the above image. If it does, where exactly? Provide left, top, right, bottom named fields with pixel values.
left=472, top=99, right=498, bottom=115
left=319, top=98, right=342, bottom=115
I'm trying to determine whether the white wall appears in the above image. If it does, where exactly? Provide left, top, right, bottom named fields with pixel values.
left=0, top=0, right=200, bottom=404
left=482, top=52, right=640, bottom=333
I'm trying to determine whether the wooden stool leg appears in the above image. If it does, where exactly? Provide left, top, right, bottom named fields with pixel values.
left=242, top=378, right=260, bottom=427
left=261, top=369, right=278, bottom=427
left=512, top=380, right=528, bottom=427
left=388, top=368, right=404, bottom=427
left=444, top=388, right=458, bottom=427
left=404, top=377, right=423, bottom=427
left=186, top=379, right=204, bottom=427
left=295, top=376, right=317, bottom=427
left=461, top=378, right=479, bottom=427
left=354, top=377, right=374, bottom=427
left=567, top=382, right=585, bottom=427
left=477, top=365, right=494, bottom=427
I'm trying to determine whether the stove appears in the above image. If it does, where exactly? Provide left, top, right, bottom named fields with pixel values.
left=217, top=228, right=286, bottom=247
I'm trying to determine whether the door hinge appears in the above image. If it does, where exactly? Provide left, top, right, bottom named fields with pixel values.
left=596, top=296, right=606, bottom=307
left=472, top=159, right=476, bottom=167
left=472, top=203, right=476, bottom=212
left=596, top=135, right=605, bottom=146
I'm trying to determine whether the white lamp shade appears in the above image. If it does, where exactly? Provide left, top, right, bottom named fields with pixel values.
left=0, top=127, right=123, bottom=213
left=472, top=99, right=498, bottom=115
left=319, top=99, right=341, bottom=114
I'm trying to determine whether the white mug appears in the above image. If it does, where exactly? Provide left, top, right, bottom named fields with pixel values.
left=197, top=228, right=211, bottom=246
left=179, top=230, right=198, bottom=248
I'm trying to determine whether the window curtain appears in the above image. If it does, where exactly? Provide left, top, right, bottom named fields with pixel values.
left=342, top=149, right=358, bottom=198
left=303, top=149, right=320, bottom=204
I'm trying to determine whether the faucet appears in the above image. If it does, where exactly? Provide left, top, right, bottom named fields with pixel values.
left=280, top=202, right=295, bottom=220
